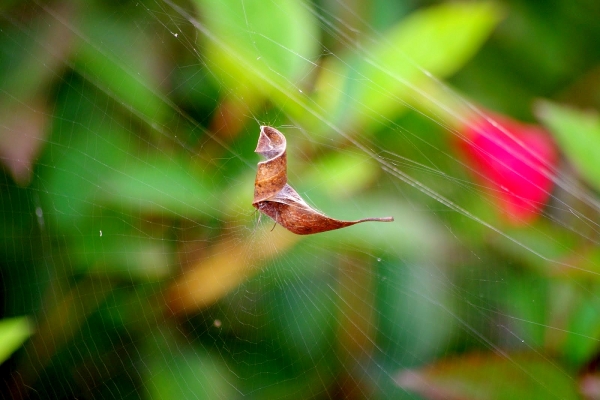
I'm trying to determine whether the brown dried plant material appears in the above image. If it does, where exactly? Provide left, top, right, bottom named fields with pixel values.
left=252, top=126, right=394, bottom=235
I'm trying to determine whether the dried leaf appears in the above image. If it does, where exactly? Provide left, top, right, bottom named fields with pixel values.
left=252, top=126, right=393, bottom=235
left=167, top=225, right=300, bottom=314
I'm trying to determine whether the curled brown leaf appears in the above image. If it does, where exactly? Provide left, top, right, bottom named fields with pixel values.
left=252, top=126, right=393, bottom=235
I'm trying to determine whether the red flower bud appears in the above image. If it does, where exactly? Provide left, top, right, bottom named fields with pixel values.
left=457, top=112, right=557, bottom=225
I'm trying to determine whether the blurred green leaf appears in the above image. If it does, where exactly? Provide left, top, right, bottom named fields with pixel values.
left=536, top=101, right=600, bottom=191
left=537, top=244, right=600, bottom=284
left=395, top=352, right=578, bottom=400
left=42, top=79, right=200, bottom=279
left=221, top=261, right=339, bottom=398
left=74, top=6, right=170, bottom=126
left=501, top=276, right=548, bottom=348
left=489, top=222, right=578, bottom=276
left=41, top=73, right=134, bottom=230
left=563, top=293, right=600, bottom=366
left=376, top=258, right=456, bottom=366
left=302, top=151, right=380, bottom=198
left=194, top=0, right=319, bottom=111
left=100, top=154, right=214, bottom=218
left=71, top=214, right=174, bottom=280
left=143, top=326, right=238, bottom=400
left=313, top=2, right=502, bottom=133
left=0, top=316, right=33, bottom=365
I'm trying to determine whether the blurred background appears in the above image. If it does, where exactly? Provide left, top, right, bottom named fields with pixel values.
left=2, top=0, right=600, bottom=399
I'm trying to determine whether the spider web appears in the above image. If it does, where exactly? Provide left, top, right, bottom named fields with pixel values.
left=1, top=0, right=600, bottom=399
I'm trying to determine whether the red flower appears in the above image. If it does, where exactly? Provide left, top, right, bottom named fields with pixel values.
left=457, top=112, right=557, bottom=225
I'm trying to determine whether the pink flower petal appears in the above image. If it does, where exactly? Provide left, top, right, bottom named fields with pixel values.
left=458, top=112, right=557, bottom=225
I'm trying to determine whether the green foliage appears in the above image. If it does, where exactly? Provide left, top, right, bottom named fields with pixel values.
left=0, top=317, right=32, bottom=365
left=537, top=101, right=600, bottom=191
left=313, top=2, right=502, bottom=133
left=195, top=0, right=319, bottom=112
left=1, top=0, right=600, bottom=399
left=142, top=327, right=238, bottom=400
left=74, top=6, right=171, bottom=125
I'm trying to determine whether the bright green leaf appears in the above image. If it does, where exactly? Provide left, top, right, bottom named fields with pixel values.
left=301, top=151, right=380, bottom=198
left=313, top=2, right=502, bottom=133
left=0, top=317, right=33, bottom=365
left=536, top=101, right=600, bottom=191
left=194, top=0, right=319, bottom=110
